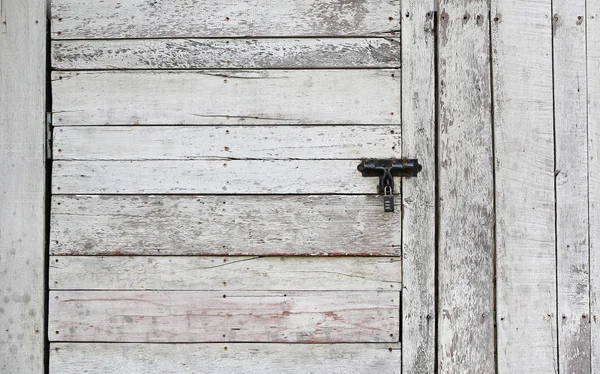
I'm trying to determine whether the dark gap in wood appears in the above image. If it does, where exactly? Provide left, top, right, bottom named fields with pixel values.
left=51, top=123, right=403, bottom=128
left=487, top=7, right=500, bottom=374
left=49, top=193, right=387, bottom=197
left=50, top=35, right=403, bottom=42
left=49, top=340, right=402, bottom=345
left=43, top=6, right=52, bottom=373
left=50, top=67, right=402, bottom=72
left=551, top=0, right=560, bottom=370
left=52, top=124, right=401, bottom=127
left=433, top=9, right=440, bottom=374
left=51, top=158, right=397, bottom=161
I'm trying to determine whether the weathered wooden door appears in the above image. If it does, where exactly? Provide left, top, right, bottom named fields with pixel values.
left=47, top=1, right=434, bottom=372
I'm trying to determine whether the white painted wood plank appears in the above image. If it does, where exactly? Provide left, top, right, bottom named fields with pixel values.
left=0, top=1, right=46, bottom=373
left=50, top=342, right=402, bottom=374
left=51, top=0, right=401, bottom=39
left=51, top=70, right=401, bottom=126
left=51, top=160, right=397, bottom=194
left=49, top=256, right=402, bottom=291
left=51, top=38, right=400, bottom=69
left=400, top=1, right=436, bottom=373
left=553, top=2, right=591, bottom=372
left=588, top=4, right=600, bottom=373
left=53, top=126, right=401, bottom=161
left=437, top=4, right=495, bottom=373
left=50, top=195, right=401, bottom=256
left=49, top=291, right=400, bottom=343
left=491, top=1, right=558, bottom=372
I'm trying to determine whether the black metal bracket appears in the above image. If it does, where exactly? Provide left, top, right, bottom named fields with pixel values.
left=357, top=158, right=422, bottom=212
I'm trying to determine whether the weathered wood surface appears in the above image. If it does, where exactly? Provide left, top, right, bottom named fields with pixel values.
left=400, top=1, right=436, bottom=373
left=437, top=3, right=495, bottom=373
left=51, top=0, right=401, bottom=39
left=51, top=70, right=400, bottom=126
left=49, top=256, right=402, bottom=291
left=491, top=1, right=558, bottom=372
left=554, top=1, right=591, bottom=372
left=49, top=291, right=400, bottom=342
left=51, top=38, right=400, bottom=70
left=53, top=126, right=400, bottom=160
left=0, top=0, right=46, bottom=373
left=50, top=342, right=402, bottom=374
left=50, top=195, right=401, bottom=256
left=51, top=160, right=396, bottom=194
left=588, top=4, right=600, bottom=373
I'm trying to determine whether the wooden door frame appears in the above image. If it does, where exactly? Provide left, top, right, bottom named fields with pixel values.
left=0, top=0, right=47, bottom=372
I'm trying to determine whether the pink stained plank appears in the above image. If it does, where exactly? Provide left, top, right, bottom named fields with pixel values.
left=49, top=291, right=400, bottom=343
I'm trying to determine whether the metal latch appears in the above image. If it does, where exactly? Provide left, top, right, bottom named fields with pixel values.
left=357, top=159, right=422, bottom=212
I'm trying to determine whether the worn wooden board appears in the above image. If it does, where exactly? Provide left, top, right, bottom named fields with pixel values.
left=0, top=0, right=46, bottom=373
left=51, top=70, right=401, bottom=126
left=400, top=1, right=436, bottom=373
left=51, top=159, right=396, bottom=194
left=51, top=0, right=401, bottom=39
left=437, top=3, right=495, bottom=373
left=51, top=38, right=400, bottom=70
left=553, top=1, right=591, bottom=372
left=50, top=195, right=401, bottom=256
left=49, top=256, right=402, bottom=291
left=49, top=291, right=400, bottom=343
left=53, top=126, right=400, bottom=160
left=588, top=4, right=600, bottom=373
left=50, top=342, right=402, bottom=374
left=491, top=1, right=558, bottom=372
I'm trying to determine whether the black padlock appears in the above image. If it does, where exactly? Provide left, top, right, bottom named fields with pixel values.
left=383, top=186, right=394, bottom=212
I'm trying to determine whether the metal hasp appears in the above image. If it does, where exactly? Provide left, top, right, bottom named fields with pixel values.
left=357, top=158, right=422, bottom=212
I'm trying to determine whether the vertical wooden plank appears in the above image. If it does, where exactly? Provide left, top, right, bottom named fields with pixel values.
left=0, top=0, right=46, bottom=372
left=491, top=1, right=558, bottom=372
left=437, top=2, right=495, bottom=373
left=588, top=2, right=600, bottom=372
left=554, top=0, right=591, bottom=372
left=401, top=0, right=436, bottom=373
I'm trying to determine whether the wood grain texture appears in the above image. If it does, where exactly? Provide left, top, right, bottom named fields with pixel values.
left=588, top=3, right=600, bottom=373
left=49, top=256, right=402, bottom=291
left=49, top=291, right=400, bottom=343
left=437, top=3, right=495, bottom=373
left=51, top=0, right=401, bottom=39
left=51, top=38, right=400, bottom=69
left=51, top=160, right=394, bottom=194
left=0, top=1, right=46, bottom=373
left=50, top=342, right=402, bottom=374
left=491, top=1, right=558, bottom=372
left=50, top=195, right=402, bottom=256
left=400, top=1, right=436, bottom=373
left=53, top=125, right=401, bottom=160
left=553, top=1, right=591, bottom=372
left=51, top=70, right=400, bottom=126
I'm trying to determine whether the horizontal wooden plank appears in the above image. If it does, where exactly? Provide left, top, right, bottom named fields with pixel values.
left=50, top=342, right=401, bottom=374
left=49, top=256, right=402, bottom=291
left=51, top=38, right=400, bottom=69
left=51, top=70, right=400, bottom=125
left=50, top=195, right=401, bottom=256
left=49, top=291, right=400, bottom=342
left=51, top=0, right=401, bottom=39
left=53, top=125, right=400, bottom=160
left=51, top=160, right=398, bottom=194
